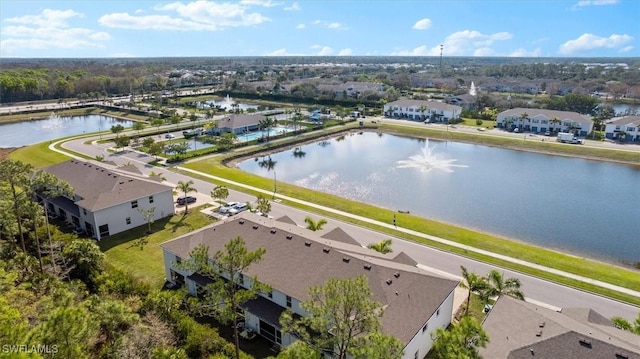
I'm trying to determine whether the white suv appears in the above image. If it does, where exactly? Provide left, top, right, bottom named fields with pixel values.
left=228, top=203, right=248, bottom=215
left=219, top=201, right=239, bottom=214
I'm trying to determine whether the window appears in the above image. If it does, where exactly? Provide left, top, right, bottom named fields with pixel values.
left=126, top=217, right=131, bottom=225
left=83, top=209, right=87, bottom=216
left=286, top=295, right=292, bottom=308
left=98, top=224, right=110, bottom=238
left=436, top=308, right=440, bottom=316
left=627, top=127, right=636, bottom=132
left=422, top=323, right=428, bottom=333
left=175, top=256, right=182, bottom=264
left=267, top=290, right=273, bottom=299
left=149, top=196, right=154, bottom=203
left=131, top=200, right=138, bottom=209
left=414, top=350, right=419, bottom=359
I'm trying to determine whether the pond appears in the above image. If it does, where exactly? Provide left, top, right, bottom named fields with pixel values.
left=237, top=132, right=640, bottom=265
left=0, top=114, right=134, bottom=148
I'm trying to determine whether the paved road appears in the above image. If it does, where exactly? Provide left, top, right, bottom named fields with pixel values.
left=56, top=133, right=640, bottom=321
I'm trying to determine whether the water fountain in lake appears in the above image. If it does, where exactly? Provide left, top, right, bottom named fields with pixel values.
left=469, top=82, right=477, bottom=96
left=397, top=140, right=468, bottom=173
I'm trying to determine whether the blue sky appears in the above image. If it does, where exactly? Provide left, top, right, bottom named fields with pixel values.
left=1, top=0, right=638, bottom=58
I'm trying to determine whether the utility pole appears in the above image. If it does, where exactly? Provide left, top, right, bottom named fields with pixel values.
left=439, top=44, right=444, bottom=74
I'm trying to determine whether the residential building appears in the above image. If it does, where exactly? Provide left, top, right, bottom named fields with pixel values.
left=161, top=213, right=459, bottom=358
left=384, top=100, right=462, bottom=123
left=480, top=296, right=640, bottom=358
left=209, top=114, right=267, bottom=135
left=496, top=108, right=593, bottom=136
left=44, top=160, right=175, bottom=240
left=605, top=116, right=640, bottom=142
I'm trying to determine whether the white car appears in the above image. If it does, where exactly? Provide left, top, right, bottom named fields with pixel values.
left=228, top=203, right=248, bottom=215
left=165, top=133, right=175, bottom=139
left=219, top=201, right=239, bottom=214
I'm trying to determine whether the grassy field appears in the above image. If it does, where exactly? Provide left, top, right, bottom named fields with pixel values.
left=182, top=134, right=640, bottom=306
left=98, top=210, right=215, bottom=286
left=9, top=141, right=71, bottom=168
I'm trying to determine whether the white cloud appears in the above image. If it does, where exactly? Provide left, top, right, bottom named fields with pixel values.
left=240, top=0, right=282, bottom=7
left=101, top=1, right=271, bottom=31
left=575, top=0, right=618, bottom=7
left=509, top=47, right=541, bottom=57
left=559, top=33, right=633, bottom=54
left=389, top=30, right=513, bottom=56
left=412, top=18, right=432, bottom=30
left=296, top=24, right=306, bottom=29
left=265, top=48, right=305, bottom=56
left=0, top=9, right=110, bottom=55
left=474, top=47, right=496, bottom=56
left=316, top=46, right=333, bottom=55
left=311, top=19, right=348, bottom=30
left=338, top=48, right=352, bottom=56
left=620, top=45, right=633, bottom=53
left=285, top=2, right=301, bottom=11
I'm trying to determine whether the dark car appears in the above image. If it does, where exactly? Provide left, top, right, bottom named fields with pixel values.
left=177, top=196, right=197, bottom=205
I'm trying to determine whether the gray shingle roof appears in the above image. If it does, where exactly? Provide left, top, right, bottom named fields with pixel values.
left=217, top=114, right=266, bottom=130
left=499, top=108, right=592, bottom=124
left=161, top=214, right=458, bottom=344
left=609, top=115, right=640, bottom=126
left=386, top=99, right=462, bottom=112
left=480, top=296, right=640, bottom=359
left=321, top=227, right=361, bottom=246
left=45, top=160, right=174, bottom=211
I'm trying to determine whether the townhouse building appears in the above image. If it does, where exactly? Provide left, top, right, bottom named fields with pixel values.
left=161, top=214, right=459, bottom=358
left=44, top=160, right=175, bottom=240
left=384, top=100, right=462, bottom=123
left=497, top=108, right=593, bottom=136
left=604, top=116, right=640, bottom=142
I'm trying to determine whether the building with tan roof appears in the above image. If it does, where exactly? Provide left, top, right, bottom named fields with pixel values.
left=210, top=114, right=267, bottom=135
left=44, top=160, right=175, bottom=240
left=480, top=296, right=640, bottom=359
left=161, top=213, right=459, bottom=358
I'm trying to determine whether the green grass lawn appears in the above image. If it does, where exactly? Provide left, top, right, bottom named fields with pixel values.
left=9, top=141, right=71, bottom=168
left=99, top=209, right=215, bottom=286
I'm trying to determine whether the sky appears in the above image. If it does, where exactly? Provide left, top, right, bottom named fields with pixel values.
left=0, top=0, right=638, bottom=58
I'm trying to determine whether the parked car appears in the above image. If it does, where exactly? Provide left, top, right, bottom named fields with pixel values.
left=544, top=131, right=551, bottom=136
left=165, top=133, right=175, bottom=139
left=219, top=201, right=239, bottom=214
left=228, top=203, right=248, bottom=215
left=177, top=196, right=196, bottom=205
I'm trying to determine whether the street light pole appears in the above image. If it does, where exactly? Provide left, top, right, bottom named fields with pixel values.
left=439, top=44, right=444, bottom=73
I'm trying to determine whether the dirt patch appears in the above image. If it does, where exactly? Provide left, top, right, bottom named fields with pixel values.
left=0, top=148, right=17, bottom=161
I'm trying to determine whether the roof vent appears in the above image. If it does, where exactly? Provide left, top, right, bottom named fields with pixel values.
left=304, top=241, right=311, bottom=247
left=385, top=279, right=393, bottom=285
left=364, top=264, right=372, bottom=270
left=342, top=257, right=350, bottom=263
left=323, top=247, right=330, bottom=253
left=119, top=181, right=125, bottom=185
left=579, top=339, right=592, bottom=348
left=239, top=220, right=245, bottom=225
left=616, top=353, right=630, bottom=359
left=252, top=225, right=259, bottom=230
left=270, top=229, right=277, bottom=234
left=286, top=235, right=293, bottom=240
left=536, top=331, right=542, bottom=337
left=539, top=321, right=545, bottom=328
left=393, top=272, right=400, bottom=278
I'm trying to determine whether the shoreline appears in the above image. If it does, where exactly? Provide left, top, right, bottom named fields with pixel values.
left=221, top=128, right=639, bottom=270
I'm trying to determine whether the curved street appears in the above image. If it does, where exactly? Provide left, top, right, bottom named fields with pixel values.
left=53, top=123, right=640, bottom=321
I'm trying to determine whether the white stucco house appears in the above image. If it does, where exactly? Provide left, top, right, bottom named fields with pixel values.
left=497, top=108, right=593, bottom=136
left=384, top=99, right=462, bottom=123
left=604, top=115, right=640, bottom=142
left=44, top=160, right=175, bottom=240
left=161, top=213, right=459, bottom=359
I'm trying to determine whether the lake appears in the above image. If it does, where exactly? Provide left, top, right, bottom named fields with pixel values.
left=237, top=132, right=640, bottom=265
left=0, top=114, right=134, bottom=148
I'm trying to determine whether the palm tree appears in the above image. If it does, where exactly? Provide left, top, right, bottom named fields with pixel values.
left=149, top=171, right=167, bottom=181
left=519, top=112, right=528, bottom=131
left=367, top=239, right=393, bottom=254
left=485, top=269, right=525, bottom=302
left=418, top=105, right=429, bottom=121
left=255, top=194, right=271, bottom=216
left=211, top=185, right=229, bottom=205
left=304, top=216, right=327, bottom=231
left=176, top=180, right=197, bottom=213
left=460, top=266, right=489, bottom=316
left=549, top=116, right=561, bottom=133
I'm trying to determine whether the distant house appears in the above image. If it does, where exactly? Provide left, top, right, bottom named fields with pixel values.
left=209, top=114, right=266, bottom=135
left=604, top=116, right=640, bottom=142
left=44, top=160, right=175, bottom=240
left=384, top=100, right=462, bottom=123
left=497, top=108, right=593, bottom=136
left=480, top=296, right=640, bottom=358
left=161, top=214, right=459, bottom=358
